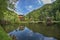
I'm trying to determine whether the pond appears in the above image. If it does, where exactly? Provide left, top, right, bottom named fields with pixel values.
left=8, top=23, right=58, bottom=40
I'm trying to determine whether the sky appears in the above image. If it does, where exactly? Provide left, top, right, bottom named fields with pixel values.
left=8, top=0, right=56, bottom=15
left=15, top=0, right=43, bottom=15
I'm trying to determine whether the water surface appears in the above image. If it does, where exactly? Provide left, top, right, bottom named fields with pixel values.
left=9, top=25, right=57, bottom=40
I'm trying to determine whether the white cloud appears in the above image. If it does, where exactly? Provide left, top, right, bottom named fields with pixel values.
left=7, top=7, right=14, bottom=11
left=41, top=0, right=56, bottom=4
left=26, top=5, right=33, bottom=11
left=15, top=12, right=23, bottom=15
left=29, top=6, right=33, bottom=9
left=38, top=0, right=42, bottom=4
left=15, top=1, right=19, bottom=8
left=7, top=7, right=23, bottom=15
left=15, top=9, right=24, bottom=15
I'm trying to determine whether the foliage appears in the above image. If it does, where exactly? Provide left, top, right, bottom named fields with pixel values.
left=0, top=26, right=12, bottom=40
left=0, top=0, right=20, bottom=39
left=26, top=0, right=60, bottom=21
left=3, top=10, right=20, bottom=24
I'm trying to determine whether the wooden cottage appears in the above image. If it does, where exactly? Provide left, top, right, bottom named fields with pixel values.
left=18, top=15, right=25, bottom=21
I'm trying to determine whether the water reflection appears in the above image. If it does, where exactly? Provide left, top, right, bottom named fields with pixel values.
left=9, top=26, right=57, bottom=40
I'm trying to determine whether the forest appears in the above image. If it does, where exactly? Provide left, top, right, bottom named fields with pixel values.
left=0, top=0, right=20, bottom=40
left=26, top=0, right=60, bottom=23
left=0, top=0, right=60, bottom=40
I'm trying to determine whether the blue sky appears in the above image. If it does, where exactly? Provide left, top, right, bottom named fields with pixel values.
left=8, top=0, right=56, bottom=15
left=15, top=0, right=44, bottom=15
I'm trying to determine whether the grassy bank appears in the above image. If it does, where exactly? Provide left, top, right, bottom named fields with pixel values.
left=0, top=26, right=12, bottom=40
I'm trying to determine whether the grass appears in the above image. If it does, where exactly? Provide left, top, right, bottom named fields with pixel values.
left=0, top=25, right=12, bottom=40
